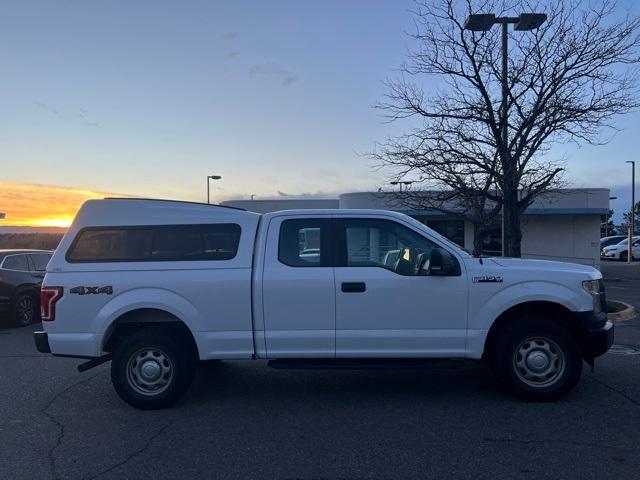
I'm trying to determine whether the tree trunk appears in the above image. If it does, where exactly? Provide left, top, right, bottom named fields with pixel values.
left=473, top=226, right=485, bottom=255
left=502, top=187, right=522, bottom=257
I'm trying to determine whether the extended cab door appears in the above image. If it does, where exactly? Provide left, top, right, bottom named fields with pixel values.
left=261, top=216, right=335, bottom=358
left=333, top=217, right=468, bottom=358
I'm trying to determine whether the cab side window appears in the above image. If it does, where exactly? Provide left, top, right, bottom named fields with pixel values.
left=338, top=219, right=438, bottom=276
left=278, top=219, right=332, bottom=267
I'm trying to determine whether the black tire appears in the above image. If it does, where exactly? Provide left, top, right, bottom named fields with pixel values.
left=111, top=329, right=195, bottom=410
left=11, top=293, right=38, bottom=327
left=492, top=316, right=582, bottom=402
left=620, top=251, right=628, bottom=262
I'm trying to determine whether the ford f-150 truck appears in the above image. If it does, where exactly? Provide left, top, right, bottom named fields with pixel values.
left=34, top=198, right=614, bottom=409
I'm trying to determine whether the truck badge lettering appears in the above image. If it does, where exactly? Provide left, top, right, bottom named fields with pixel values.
left=70, top=286, right=113, bottom=295
left=472, top=275, right=503, bottom=283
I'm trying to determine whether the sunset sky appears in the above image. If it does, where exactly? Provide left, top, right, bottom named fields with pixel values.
left=1, top=0, right=639, bottom=227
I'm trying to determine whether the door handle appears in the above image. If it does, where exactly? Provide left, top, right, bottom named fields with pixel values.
left=342, top=282, right=366, bottom=293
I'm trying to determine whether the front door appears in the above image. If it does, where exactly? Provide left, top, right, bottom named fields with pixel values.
left=333, top=217, right=468, bottom=358
left=262, top=216, right=336, bottom=358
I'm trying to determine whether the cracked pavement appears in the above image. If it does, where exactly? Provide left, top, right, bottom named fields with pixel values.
left=0, top=263, right=638, bottom=480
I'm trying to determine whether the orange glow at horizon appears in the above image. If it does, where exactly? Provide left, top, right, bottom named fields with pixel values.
left=0, top=182, right=117, bottom=227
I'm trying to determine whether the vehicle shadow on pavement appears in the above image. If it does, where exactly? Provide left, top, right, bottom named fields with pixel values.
left=186, top=359, right=509, bottom=408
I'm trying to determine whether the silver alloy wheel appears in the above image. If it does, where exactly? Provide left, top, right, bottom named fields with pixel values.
left=513, top=336, right=566, bottom=388
left=126, top=348, right=174, bottom=396
left=17, top=296, right=34, bottom=325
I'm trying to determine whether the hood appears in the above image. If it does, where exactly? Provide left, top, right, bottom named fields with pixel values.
left=488, top=257, right=600, bottom=276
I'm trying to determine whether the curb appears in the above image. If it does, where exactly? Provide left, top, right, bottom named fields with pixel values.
left=607, top=300, right=636, bottom=323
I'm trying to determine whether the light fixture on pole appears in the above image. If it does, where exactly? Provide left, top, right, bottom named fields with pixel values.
left=606, top=196, right=617, bottom=237
left=464, top=12, right=547, bottom=257
left=207, top=175, right=222, bottom=204
left=626, top=161, right=636, bottom=263
left=390, top=180, right=414, bottom=192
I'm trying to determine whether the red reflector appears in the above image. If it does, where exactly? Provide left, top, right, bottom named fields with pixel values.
left=40, top=287, right=63, bottom=321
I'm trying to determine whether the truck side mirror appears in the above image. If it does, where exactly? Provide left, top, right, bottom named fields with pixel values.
left=422, top=248, right=460, bottom=276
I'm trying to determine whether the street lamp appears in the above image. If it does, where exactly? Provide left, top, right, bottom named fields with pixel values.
left=605, top=196, right=617, bottom=237
left=626, top=161, right=636, bottom=263
left=390, top=180, right=414, bottom=192
left=207, top=175, right=222, bottom=204
left=464, top=12, right=547, bottom=257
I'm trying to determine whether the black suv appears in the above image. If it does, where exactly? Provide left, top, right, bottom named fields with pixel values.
left=0, top=250, right=53, bottom=326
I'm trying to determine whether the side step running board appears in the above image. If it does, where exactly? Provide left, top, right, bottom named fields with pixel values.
left=267, top=358, right=465, bottom=370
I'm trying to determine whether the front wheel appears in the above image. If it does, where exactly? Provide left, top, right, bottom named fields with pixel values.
left=620, top=251, right=628, bottom=262
left=111, top=330, right=195, bottom=410
left=492, top=317, right=582, bottom=401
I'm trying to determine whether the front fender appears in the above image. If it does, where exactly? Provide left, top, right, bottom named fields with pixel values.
left=470, top=280, right=588, bottom=332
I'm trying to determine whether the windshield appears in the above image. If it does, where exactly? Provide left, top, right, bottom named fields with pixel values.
left=615, top=237, right=640, bottom=246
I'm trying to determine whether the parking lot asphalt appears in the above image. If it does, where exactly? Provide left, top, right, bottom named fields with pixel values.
left=1, top=265, right=639, bottom=480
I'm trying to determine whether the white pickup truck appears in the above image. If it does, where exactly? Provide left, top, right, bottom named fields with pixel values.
left=35, top=198, right=613, bottom=409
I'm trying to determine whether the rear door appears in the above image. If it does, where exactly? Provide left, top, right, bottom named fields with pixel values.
left=261, top=216, right=335, bottom=358
left=333, top=217, right=468, bottom=358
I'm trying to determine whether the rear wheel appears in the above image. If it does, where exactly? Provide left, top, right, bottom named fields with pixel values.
left=492, top=316, right=582, bottom=401
left=12, top=293, right=38, bottom=327
left=111, top=329, right=195, bottom=410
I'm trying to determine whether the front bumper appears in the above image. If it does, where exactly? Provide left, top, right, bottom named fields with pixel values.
left=34, top=331, right=51, bottom=354
left=579, top=320, right=614, bottom=359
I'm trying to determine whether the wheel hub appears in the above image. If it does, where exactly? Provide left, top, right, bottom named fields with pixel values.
left=126, top=348, right=174, bottom=396
left=513, top=336, right=566, bottom=388
left=526, top=350, right=550, bottom=372
left=140, top=360, right=162, bottom=382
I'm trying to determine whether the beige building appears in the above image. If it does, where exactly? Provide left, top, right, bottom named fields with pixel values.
left=223, top=188, right=609, bottom=269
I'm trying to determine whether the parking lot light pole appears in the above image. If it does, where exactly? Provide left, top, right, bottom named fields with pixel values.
left=207, top=175, right=222, bottom=204
left=626, top=161, right=636, bottom=263
left=464, top=13, right=547, bottom=257
left=606, top=196, right=617, bottom=237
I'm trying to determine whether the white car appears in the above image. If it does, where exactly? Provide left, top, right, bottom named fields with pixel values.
left=601, top=236, right=640, bottom=261
left=34, top=198, right=613, bottom=409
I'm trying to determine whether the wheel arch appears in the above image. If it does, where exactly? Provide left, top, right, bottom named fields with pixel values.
left=102, top=308, right=199, bottom=359
left=482, top=300, right=582, bottom=361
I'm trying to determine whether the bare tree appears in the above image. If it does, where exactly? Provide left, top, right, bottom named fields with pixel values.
left=374, top=0, right=640, bottom=256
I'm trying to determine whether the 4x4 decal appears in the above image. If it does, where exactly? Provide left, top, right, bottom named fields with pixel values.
left=472, top=275, right=503, bottom=283
left=69, top=286, right=113, bottom=295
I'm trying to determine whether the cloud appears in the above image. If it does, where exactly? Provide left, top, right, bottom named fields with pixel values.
left=34, top=100, right=59, bottom=115
left=33, top=100, right=100, bottom=127
left=225, top=50, right=240, bottom=60
left=249, top=62, right=298, bottom=86
left=221, top=32, right=238, bottom=42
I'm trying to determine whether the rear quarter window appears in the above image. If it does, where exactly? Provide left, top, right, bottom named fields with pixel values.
left=67, top=224, right=241, bottom=263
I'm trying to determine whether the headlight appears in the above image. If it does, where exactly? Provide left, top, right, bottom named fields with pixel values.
left=582, top=280, right=600, bottom=294
left=582, top=279, right=602, bottom=314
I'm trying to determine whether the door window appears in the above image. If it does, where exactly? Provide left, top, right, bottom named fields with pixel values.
left=278, top=219, right=332, bottom=267
left=339, top=219, right=438, bottom=276
left=2, top=254, right=29, bottom=271
left=29, top=253, right=52, bottom=271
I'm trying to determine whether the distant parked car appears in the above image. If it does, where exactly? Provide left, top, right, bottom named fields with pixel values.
left=0, top=250, right=53, bottom=326
left=601, top=237, right=640, bottom=262
left=600, top=235, right=627, bottom=249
